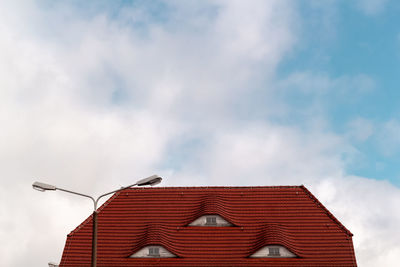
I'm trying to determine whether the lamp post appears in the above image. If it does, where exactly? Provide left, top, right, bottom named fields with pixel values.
left=33, top=175, right=162, bottom=267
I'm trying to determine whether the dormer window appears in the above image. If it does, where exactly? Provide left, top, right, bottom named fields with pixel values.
left=250, top=245, right=296, bottom=258
left=205, top=216, right=217, bottom=225
left=188, top=214, right=233, bottom=226
left=130, top=245, right=177, bottom=258
left=148, top=247, right=160, bottom=257
left=268, top=247, right=280, bottom=256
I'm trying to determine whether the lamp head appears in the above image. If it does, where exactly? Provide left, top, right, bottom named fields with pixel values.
left=32, top=181, right=57, bottom=192
left=135, top=175, right=162, bottom=186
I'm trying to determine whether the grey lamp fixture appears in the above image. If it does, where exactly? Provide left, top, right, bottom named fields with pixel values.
left=135, top=175, right=162, bottom=186
left=33, top=175, right=162, bottom=267
left=33, top=182, right=56, bottom=191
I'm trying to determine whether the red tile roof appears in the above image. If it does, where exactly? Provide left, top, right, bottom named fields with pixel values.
left=59, top=186, right=357, bottom=266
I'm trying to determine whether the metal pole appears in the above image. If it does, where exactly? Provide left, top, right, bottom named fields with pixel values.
left=91, top=210, right=98, bottom=267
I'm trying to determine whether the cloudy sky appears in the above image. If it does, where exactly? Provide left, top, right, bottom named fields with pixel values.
left=1, top=0, right=399, bottom=266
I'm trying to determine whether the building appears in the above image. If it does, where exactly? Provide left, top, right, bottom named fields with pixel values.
left=59, top=186, right=357, bottom=266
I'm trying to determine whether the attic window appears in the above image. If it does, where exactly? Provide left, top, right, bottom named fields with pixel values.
left=268, top=247, right=280, bottom=256
left=205, top=216, right=217, bottom=225
left=130, top=245, right=177, bottom=258
left=188, top=214, right=233, bottom=226
left=148, top=247, right=160, bottom=257
left=250, top=245, right=297, bottom=258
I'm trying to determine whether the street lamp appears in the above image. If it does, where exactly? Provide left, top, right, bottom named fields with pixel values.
left=33, top=175, right=162, bottom=267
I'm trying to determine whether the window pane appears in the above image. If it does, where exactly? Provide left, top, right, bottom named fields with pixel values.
left=206, top=216, right=217, bottom=225
left=148, top=247, right=160, bottom=256
left=268, top=247, right=280, bottom=256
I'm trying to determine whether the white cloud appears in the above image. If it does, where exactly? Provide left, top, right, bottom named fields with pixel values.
left=314, top=176, right=400, bottom=266
left=198, top=124, right=347, bottom=185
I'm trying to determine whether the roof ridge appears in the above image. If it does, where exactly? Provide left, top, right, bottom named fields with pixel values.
left=126, top=185, right=302, bottom=190
left=299, top=185, right=353, bottom=237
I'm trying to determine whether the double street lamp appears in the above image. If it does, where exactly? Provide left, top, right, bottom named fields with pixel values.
left=33, top=175, right=162, bottom=267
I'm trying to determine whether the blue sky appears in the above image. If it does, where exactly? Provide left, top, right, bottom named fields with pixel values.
left=1, top=1, right=400, bottom=266
left=280, top=1, right=400, bottom=184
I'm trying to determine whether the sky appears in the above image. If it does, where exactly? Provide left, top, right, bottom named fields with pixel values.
left=0, top=0, right=399, bottom=266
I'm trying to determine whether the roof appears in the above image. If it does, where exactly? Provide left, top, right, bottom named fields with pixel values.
left=59, top=186, right=357, bottom=266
